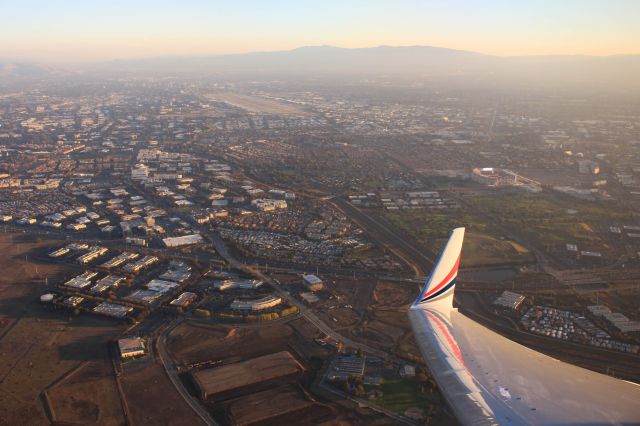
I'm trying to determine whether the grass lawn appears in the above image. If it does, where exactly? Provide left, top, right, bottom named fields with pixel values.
left=366, top=378, right=429, bottom=414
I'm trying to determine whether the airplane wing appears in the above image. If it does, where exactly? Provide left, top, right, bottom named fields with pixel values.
left=408, top=227, right=640, bottom=425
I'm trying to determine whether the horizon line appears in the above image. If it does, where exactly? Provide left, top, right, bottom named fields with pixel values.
left=3, top=44, right=640, bottom=65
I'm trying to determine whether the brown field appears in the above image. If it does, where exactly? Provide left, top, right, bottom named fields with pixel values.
left=319, top=306, right=360, bottom=329
left=369, top=281, right=416, bottom=308
left=225, top=385, right=327, bottom=426
left=46, top=359, right=125, bottom=425
left=396, top=333, right=423, bottom=363
left=0, top=308, right=124, bottom=425
left=206, top=92, right=309, bottom=115
left=0, top=232, right=126, bottom=426
left=167, top=321, right=293, bottom=365
left=0, top=232, right=70, bottom=319
left=120, top=361, right=206, bottom=426
left=288, top=318, right=323, bottom=340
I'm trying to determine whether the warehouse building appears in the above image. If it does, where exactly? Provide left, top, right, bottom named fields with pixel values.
left=77, top=246, right=108, bottom=264
left=162, top=234, right=203, bottom=247
left=118, top=337, right=145, bottom=359
left=493, top=291, right=525, bottom=311
left=302, top=274, right=323, bottom=292
left=230, top=295, right=282, bottom=311
left=93, top=302, right=132, bottom=318
left=215, top=278, right=263, bottom=291
left=170, top=292, right=197, bottom=307
left=191, top=351, right=304, bottom=400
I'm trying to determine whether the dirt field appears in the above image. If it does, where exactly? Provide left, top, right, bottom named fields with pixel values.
left=120, top=361, right=206, bottom=426
left=0, top=232, right=126, bottom=426
left=0, top=307, right=124, bottom=425
left=0, top=233, right=69, bottom=320
left=167, top=321, right=293, bottom=365
left=369, top=281, right=416, bottom=308
left=225, top=385, right=323, bottom=425
left=356, top=281, right=420, bottom=358
left=46, top=359, right=125, bottom=425
left=206, top=92, right=309, bottom=115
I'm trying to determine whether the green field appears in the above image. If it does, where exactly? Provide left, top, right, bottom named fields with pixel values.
left=385, top=190, right=635, bottom=262
left=366, top=378, right=429, bottom=414
left=463, top=191, right=626, bottom=251
left=384, top=209, right=534, bottom=266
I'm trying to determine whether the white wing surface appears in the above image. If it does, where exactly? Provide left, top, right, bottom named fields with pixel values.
left=408, top=227, right=640, bottom=425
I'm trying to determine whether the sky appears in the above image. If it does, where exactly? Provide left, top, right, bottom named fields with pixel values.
left=1, top=0, right=638, bottom=62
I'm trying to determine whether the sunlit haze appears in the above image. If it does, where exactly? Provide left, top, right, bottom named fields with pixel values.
left=1, top=0, right=639, bottom=62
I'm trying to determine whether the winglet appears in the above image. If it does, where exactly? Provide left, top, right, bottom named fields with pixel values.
left=412, top=227, right=465, bottom=310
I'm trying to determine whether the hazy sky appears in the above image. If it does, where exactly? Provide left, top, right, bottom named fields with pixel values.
left=1, top=0, right=638, bottom=62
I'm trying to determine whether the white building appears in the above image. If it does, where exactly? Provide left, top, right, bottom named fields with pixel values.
left=118, top=337, right=145, bottom=359
left=302, top=274, right=323, bottom=291
left=230, top=295, right=282, bottom=311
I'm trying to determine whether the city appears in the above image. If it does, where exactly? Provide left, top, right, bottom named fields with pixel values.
left=1, top=1, right=640, bottom=425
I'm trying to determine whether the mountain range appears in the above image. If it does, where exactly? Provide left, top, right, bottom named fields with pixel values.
left=3, top=45, right=640, bottom=92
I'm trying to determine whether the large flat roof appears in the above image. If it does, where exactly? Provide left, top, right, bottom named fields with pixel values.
left=192, top=351, right=303, bottom=399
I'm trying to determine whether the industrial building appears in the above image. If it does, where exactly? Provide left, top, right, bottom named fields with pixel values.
left=101, top=251, right=139, bottom=268
left=49, top=247, right=70, bottom=258
left=145, top=278, right=178, bottom=294
left=63, top=275, right=93, bottom=289
left=118, top=337, right=145, bottom=359
left=493, top=291, right=525, bottom=311
left=588, top=305, right=640, bottom=334
left=252, top=198, right=288, bottom=212
left=62, top=296, right=85, bottom=307
left=93, top=302, right=132, bottom=318
left=125, top=289, right=163, bottom=305
left=170, top=292, right=197, bottom=307
left=230, top=295, right=282, bottom=311
left=327, top=354, right=366, bottom=381
left=191, top=351, right=304, bottom=400
left=214, top=278, right=263, bottom=291
left=90, top=275, right=124, bottom=294
left=302, top=274, right=323, bottom=292
left=122, top=255, right=159, bottom=273
left=162, top=234, right=203, bottom=247
left=77, top=246, right=108, bottom=264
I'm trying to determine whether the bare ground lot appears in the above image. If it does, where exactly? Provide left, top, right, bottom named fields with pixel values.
left=205, top=92, right=310, bottom=115
left=0, top=232, right=125, bottom=426
left=0, top=307, right=124, bottom=425
left=120, top=361, right=206, bottom=426
left=167, top=321, right=294, bottom=366
left=369, top=281, right=416, bottom=308
left=45, top=359, right=125, bottom=425
left=225, top=385, right=333, bottom=426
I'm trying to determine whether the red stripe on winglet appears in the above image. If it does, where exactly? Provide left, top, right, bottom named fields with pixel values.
left=424, top=254, right=461, bottom=299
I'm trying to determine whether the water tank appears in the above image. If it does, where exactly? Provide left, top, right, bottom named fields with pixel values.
left=40, top=293, right=54, bottom=303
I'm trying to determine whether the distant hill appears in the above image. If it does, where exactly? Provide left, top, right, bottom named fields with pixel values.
left=5, top=46, right=640, bottom=93
left=0, top=62, right=54, bottom=78
left=94, top=45, right=640, bottom=92
left=102, top=45, right=493, bottom=75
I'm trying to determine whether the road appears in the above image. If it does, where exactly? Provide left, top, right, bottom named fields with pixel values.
left=156, top=319, right=217, bottom=426
left=209, top=232, right=405, bottom=363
